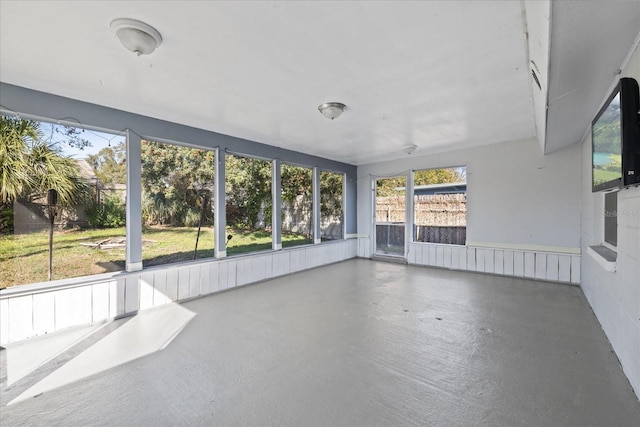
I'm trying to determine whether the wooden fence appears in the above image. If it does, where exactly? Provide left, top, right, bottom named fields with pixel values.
left=376, top=194, right=467, bottom=245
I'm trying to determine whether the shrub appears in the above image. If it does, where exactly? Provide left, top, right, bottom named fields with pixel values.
left=0, top=203, right=13, bottom=234
left=87, top=196, right=125, bottom=228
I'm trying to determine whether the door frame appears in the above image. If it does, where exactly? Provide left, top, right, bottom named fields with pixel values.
left=371, top=173, right=412, bottom=259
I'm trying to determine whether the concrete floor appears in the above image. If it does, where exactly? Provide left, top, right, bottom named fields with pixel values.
left=1, top=259, right=639, bottom=426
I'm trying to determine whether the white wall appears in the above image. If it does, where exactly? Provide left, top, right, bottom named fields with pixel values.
left=579, top=39, right=640, bottom=396
left=357, top=137, right=582, bottom=256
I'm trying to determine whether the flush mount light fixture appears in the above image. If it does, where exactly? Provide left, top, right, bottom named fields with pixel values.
left=110, top=18, right=162, bottom=56
left=403, top=144, right=418, bottom=155
left=318, top=102, right=346, bottom=120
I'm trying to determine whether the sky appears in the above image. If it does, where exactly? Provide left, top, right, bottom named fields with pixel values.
left=39, top=121, right=126, bottom=159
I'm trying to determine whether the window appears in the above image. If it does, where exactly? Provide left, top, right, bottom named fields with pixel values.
left=225, top=153, right=272, bottom=255
left=413, top=167, right=467, bottom=245
left=604, top=191, right=617, bottom=247
left=320, top=171, right=344, bottom=240
left=281, top=164, right=313, bottom=248
left=141, top=140, right=215, bottom=266
left=1, top=116, right=127, bottom=287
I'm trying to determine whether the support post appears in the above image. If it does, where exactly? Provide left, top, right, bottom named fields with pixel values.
left=214, top=148, right=227, bottom=258
left=313, top=167, right=321, bottom=244
left=126, top=131, right=143, bottom=272
left=272, top=159, right=282, bottom=250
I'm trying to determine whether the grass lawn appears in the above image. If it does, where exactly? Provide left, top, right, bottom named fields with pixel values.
left=0, top=226, right=312, bottom=288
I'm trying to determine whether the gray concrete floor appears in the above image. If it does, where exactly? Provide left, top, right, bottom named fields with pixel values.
left=1, top=259, right=639, bottom=426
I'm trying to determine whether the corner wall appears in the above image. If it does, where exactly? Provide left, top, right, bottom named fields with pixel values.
left=579, top=39, right=640, bottom=395
left=356, top=138, right=582, bottom=280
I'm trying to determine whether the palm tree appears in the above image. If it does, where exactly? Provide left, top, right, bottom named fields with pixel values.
left=0, top=116, right=89, bottom=227
left=0, top=116, right=39, bottom=202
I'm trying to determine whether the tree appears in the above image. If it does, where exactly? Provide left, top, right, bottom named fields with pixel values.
left=1, top=117, right=39, bottom=202
left=375, top=168, right=464, bottom=197
left=87, top=141, right=126, bottom=185
left=225, top=155, right=271, bottom=229
left=0, top=116, right=88, bottom=206
left=414, top=168, right=463, bottom=186
left=320, top=171, right=343, bottom=219
left=281, top=164, right=312, bottom=203
left=375, top=177, right=406, bottom=197
left=141, top=140, right=215, bottom=227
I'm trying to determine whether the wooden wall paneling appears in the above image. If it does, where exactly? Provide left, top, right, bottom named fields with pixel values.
left=91, top=282, right=110, bottom=322
left=33, top=292, right=55, bottom=336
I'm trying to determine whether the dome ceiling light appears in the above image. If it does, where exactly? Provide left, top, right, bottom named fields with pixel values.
left=318, top=102, right=346, bottom=120
left=111, top=18, right=162, bottom=56
left=403, top=144, right=418, bottom=155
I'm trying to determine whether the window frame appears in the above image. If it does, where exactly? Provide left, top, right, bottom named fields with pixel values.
left=0, top=112, right=130, bottom=286
left=411, top=166, right=467, bottom=246
left=140, top=137, right=217, bottom=267
left=319, top=169, right=346, bottom=242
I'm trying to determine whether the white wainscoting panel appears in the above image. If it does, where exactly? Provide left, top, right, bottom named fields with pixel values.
left=494, top=250, right=504, bottom=275
left=124, top=276, right=139, bottom=313
left=139, top=272, right=155, bottom=311
left=443, top=247, right=452, bottom=269
left=514, top=251, right=525, bottom=277
left=8, top=296, right=32, bottom=343
left=407, top=243, right=581, bottom=287
left=189, top=265, right=201, bottom=298
left=467, top=248, right=476, bottom=271
left=476, top=248, right=486, bottom=272
left=503, top=251, right=514, bottom=276
left=0, top=298, right=9, bottom=345
left=0, top=240, right=357, bottom=345
left=546, top=254, right=560, bottom=282
left=164, top=269, right=178, bottom=302
left=109, top=279, right=125, bottom=318
left=91, top=283, right=110, bottom=323
left=357, top=237, right=372, bottom=258
left=33, top=292, right=55, bottom=336
left=177, top=267, right=190, bottom=301
left=570, top=256, right=581, bottom=284
left=535, top=253, right=547, bottom=280
left=558, top=255, right=571, bottom=283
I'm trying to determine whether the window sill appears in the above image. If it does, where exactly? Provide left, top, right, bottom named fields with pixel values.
left=587, top=245, right=617, bottom=272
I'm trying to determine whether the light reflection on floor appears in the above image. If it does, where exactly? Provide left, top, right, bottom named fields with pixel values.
left=7, top=303, right=195, bottom=405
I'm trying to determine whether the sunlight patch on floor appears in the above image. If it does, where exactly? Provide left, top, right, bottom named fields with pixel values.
left=9, top=303, right=195, bottom=405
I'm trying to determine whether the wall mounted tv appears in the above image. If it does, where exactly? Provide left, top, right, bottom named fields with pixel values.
left=592, top=77, right=640, bottom=192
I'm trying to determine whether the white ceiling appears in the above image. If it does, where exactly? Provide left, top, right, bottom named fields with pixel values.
left=545, top=0, right=640, bottom=154
left=0, top=1, right=638, bottom=165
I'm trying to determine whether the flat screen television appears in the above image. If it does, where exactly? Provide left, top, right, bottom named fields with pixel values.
left=592, top=77, right=640, bottom=192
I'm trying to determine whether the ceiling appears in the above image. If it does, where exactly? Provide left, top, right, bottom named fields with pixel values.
left=0, top=1, right=638, bottom=165
left=545, top=1, right=640, bottom=154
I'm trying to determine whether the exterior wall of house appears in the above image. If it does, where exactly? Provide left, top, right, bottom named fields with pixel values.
left=579, top=39, right=640, bottom=396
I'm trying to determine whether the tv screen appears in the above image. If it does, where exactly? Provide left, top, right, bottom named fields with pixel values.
left=592, top=87, right=622, bottom=192
left=592, top=77, right=640, bottom=192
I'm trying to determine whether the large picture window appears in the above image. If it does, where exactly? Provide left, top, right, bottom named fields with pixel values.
left=281, top=164, right=313, bottom=248
left=320, top=171, right=344, bottom=240
left=413, top=167, right=467, bottom=245
left=1, top=116, right=127, bottom=287
left=225, top=154, right=272, bottom=255
left=141, top=140, right=215, bottom=266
